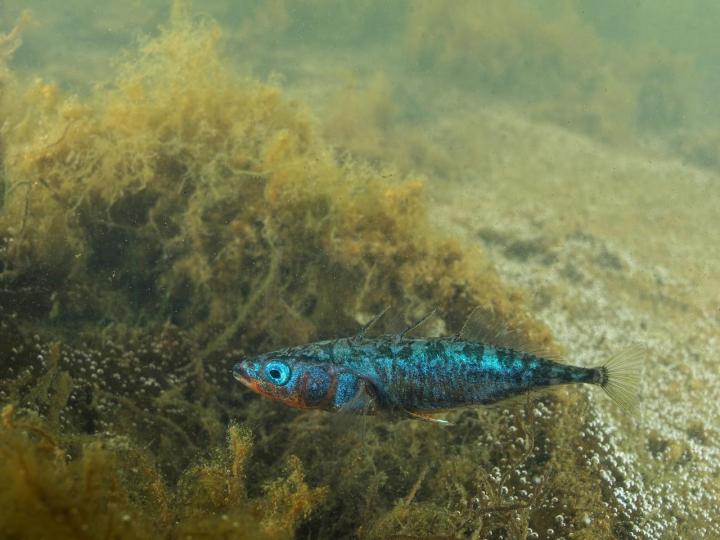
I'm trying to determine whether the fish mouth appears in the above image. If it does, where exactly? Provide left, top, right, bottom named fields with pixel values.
left=233, top=361, right=264, bottom=393
left=233, top=362, right=252, bottom=386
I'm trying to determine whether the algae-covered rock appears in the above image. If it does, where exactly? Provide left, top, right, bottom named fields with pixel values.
left=0, top=4, right=546, bottom=354
left=0, top=4, right=638, bottom=539
left=0, top=402, right=323, bottom=539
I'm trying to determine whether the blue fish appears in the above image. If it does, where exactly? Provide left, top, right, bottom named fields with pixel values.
left=233, top=310, right=642, bottom=424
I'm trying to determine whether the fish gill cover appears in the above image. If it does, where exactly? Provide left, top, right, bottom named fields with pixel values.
left=0, top=2, right=715, bottom=539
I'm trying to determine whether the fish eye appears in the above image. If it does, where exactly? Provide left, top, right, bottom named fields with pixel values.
left=265, top=361, right=291, bottom=386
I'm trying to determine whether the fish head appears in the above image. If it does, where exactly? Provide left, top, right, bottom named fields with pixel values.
left=233, top=352, right=377, bottom=414
left=233, top=353, right=338, bottom=410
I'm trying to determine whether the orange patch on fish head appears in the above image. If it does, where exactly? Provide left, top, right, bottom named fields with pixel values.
left=233, top=357, right=339, bottom=411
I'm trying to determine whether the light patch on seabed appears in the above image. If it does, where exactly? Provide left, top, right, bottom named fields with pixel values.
left=432, top=118, right=720, bottom=537
left=538, top=269, right=719, bottom=539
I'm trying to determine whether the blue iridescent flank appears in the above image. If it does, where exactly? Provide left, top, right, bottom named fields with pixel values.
left=233, top=335, right=598, bottom=417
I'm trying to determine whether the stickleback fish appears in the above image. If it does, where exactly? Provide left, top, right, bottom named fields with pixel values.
left=233, top=310, right=642, bottom=424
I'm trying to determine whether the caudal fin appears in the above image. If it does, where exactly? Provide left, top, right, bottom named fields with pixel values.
left=597, top=345, right=645, bottom=410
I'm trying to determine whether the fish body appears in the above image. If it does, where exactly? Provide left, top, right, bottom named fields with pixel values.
left=233, top=333, right=639, bottom=420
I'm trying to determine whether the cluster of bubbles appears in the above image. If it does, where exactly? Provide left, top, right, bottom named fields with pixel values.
left=469, top=213, right=720, bottom=538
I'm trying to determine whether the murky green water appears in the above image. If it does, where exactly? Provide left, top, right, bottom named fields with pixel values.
left=1, top=2, right=717, bottom=538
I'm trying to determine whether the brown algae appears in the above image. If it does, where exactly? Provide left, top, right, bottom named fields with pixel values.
left=0, top=5, right=657, bottom=540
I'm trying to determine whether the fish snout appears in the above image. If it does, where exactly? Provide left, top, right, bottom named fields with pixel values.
left=233, top=360, right=260, bottom=386
left=232, top=361, right=246, bottom=382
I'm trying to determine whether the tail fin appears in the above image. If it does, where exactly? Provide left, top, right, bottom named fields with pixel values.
left=596, top=345, right=644, bottom=410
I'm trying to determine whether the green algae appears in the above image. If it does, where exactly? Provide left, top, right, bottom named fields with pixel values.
left=0, top=4, right=674, bottom=539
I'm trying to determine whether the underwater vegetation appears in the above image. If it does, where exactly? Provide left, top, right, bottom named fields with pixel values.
left=0, top=402, right=324, bottom=539
left=0, top=2, right=548, bottom=354
left=0, top=3, right=691, bottom=538
left=405, top=0, right=702, bottom=146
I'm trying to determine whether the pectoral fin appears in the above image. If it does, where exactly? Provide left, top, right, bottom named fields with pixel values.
left=337, top=376, right=379, bottom=415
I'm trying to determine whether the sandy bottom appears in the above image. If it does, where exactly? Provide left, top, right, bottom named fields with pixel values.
left=427, top=108, right=720, bottom=537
